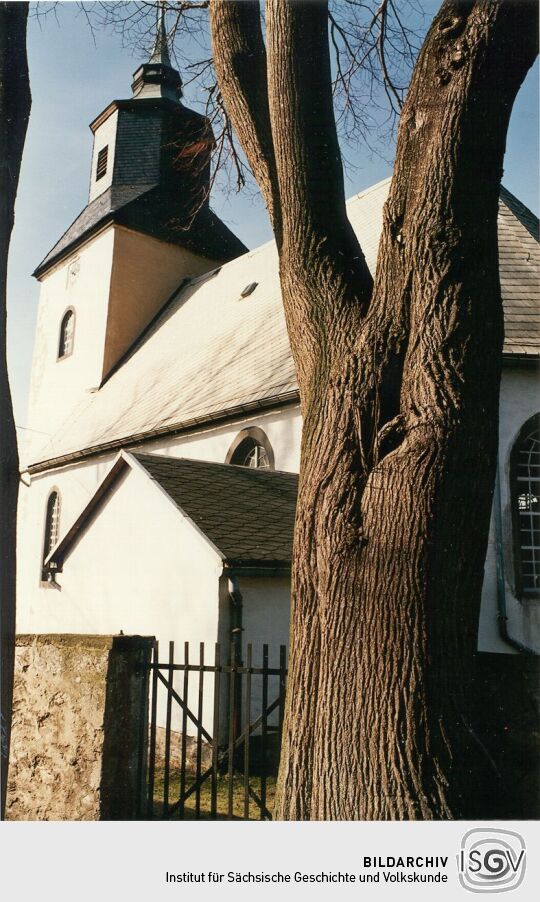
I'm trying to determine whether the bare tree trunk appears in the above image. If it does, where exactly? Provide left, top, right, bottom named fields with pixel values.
left=210, top=0, right=538, bottom=820
left=0, top=1, right=31, bottom=818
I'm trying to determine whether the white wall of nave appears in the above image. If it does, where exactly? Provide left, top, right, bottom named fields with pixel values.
left=18, top=366, right=539, bottom=655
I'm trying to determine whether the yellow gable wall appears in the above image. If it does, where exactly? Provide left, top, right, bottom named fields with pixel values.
left=103, top=227, right=223, bottom=381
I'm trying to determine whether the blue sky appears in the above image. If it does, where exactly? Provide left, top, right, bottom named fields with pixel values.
left=7, top=1, right=539, bottom=428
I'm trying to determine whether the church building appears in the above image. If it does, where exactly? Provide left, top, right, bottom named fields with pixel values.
left=17, top=24, right=540, bottom=667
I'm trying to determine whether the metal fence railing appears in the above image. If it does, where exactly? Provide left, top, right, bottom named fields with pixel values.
left=143, top=641, right=287, bottom=820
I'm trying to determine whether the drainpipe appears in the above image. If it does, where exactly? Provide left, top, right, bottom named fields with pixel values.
left=493, top=462, right=538, bottom=655
left=227, top=573, right=244, bottom=738
left=227, top=573, right=243, bottom=660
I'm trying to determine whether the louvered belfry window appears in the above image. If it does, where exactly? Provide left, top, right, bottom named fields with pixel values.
left=42, top=491, right=60, bottom=581
left=58, top=309, right=75, bottom=358
left=512, top=414, right=540, bottom=598
left=96, top=145, right=108, bottom=180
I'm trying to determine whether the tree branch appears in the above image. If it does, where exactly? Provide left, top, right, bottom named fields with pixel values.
left=209, top=0, right=282, bottom=244
left=266, top=0, right=351, bottom=243
left=264, top=0, right=373, bottom=371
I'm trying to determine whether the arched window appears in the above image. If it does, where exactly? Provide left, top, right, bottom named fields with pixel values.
left=58, top=309, right=75, bottom=359
left=511, top=414, right=540, bottom=599
left=226, top=427, right=275, bottom=470
left=42, top=490, right=61, bottom=581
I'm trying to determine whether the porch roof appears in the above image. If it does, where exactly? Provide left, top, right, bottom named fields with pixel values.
left=133, top=453, right=298, bottom=568
left=47, top=451, right=298, bottom=573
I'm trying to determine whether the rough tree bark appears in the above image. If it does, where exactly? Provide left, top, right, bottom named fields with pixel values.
left=211, top=0, right=538, bottom=821
left=0, top=2, right=31, bottom=818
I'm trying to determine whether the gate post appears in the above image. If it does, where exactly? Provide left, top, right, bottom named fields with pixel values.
left=99, top=635, right=154, bottom=820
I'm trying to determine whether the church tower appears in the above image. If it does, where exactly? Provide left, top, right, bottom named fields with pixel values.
left=26, top=8, right=246, bottom=457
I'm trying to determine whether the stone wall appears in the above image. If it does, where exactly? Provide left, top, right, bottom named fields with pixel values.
left=6, top=634, right=153, bottom=821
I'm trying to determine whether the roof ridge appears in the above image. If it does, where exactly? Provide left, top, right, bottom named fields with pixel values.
left=499, top=184, right=539, bottom=242
left=347, top=176, right=392, bottom=204
left=132, top=451, right=298, bottom=479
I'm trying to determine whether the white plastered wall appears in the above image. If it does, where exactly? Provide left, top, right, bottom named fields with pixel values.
left=22, top=461, right=223, bottom=732
left=17, top=452, right=117, bottom=620
left=478, top=365, right=540, bottom=653
left=238, top=576, right=291, bottom=731
left=25, top=228, right=115, bottom=463
left=18, top=407, right=301, bottom=635
left=19, top=459, right=223, bottom=637
left=238, top=576, right=291, bottom=661
left=143, top=404, right=302, bottom=474
left=88, top=110, right=118, bottom=203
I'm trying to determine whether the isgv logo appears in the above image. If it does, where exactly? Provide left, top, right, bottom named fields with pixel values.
left=458, top=829, right=526, bottom=893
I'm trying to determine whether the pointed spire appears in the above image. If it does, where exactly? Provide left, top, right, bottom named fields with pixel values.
left=149, top=1, right=171, bottom=67
left=131, top=0, right=182, bottom=102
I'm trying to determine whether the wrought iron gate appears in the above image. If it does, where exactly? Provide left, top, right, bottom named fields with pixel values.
left=143, top=641, right=287, bottom=820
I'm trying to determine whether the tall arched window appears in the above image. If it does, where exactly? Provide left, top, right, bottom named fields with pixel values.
left=42, top=490, right=61, bottom=581
left=58, top=309, right=75, bottom=359
left=226, top=427, right=275, bottom=470
left=511, top=414, right=540, bottom=599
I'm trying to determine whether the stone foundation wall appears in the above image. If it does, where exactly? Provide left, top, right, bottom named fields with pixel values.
left=6, top=634, right=153, bottom=821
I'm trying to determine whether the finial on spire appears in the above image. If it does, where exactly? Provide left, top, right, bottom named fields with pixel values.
left=149, top=1, right=171, bottom=67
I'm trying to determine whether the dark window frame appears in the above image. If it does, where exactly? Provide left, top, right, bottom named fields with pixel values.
left=57, top=308, right=75, bottom=360
left=41, top=489, right=61, bottom=584
left=96, top=145, right=108, bottom=181
left=510, top=413, right=540, bottom=601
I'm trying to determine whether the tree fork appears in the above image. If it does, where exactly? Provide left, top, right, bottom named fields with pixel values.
left=209, top=0, right=538, bottom=819
left=280, top=0, right=537, bottom=820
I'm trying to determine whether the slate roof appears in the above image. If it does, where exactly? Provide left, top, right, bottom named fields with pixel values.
left=34, top=185, right=248, bottom=277
left=134, top=453, right=297, bottom=566
left=27, top=179, right=540, bottom=471
left=34, top=184, right=150, bottom=275
left=498, top=186, right=539, bottom=357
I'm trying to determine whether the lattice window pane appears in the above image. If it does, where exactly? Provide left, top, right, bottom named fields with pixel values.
left=42, top=492, right=60, bottom=580
left=243, top=443, right=270, bottom=469
left=229, top=432, right=274, bottom=471
left=514, top=422, right=540, bottom=595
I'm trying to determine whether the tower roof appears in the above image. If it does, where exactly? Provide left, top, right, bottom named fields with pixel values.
left=34, top=3, right=247, bottom=279
left=32, top=174, right=248, bottom=279
left=131, top=2, right=182, bottom=102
